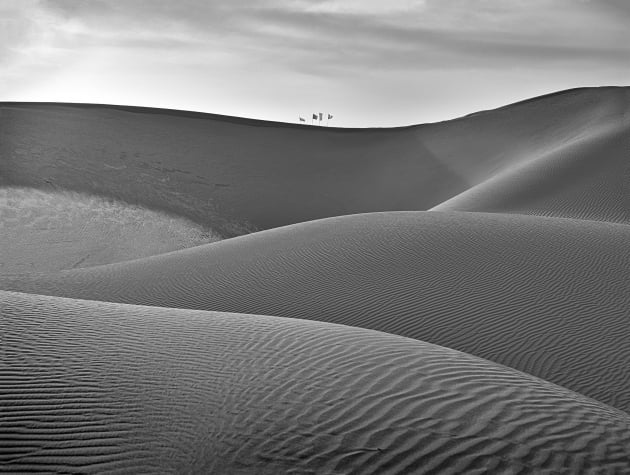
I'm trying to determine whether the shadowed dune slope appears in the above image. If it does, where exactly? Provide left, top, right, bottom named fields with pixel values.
left=3, top=290, right=630, bottom=474
left=2, top=87, right=629, bottom=236
left=4, top=211, right=630, bottom=412
left=0, top=102, right=465, bottom=236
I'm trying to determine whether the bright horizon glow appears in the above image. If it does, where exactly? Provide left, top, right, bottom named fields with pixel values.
left=1, top=0, right=629, bottom=127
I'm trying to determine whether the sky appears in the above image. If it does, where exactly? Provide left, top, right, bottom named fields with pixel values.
left=1, top=0, right=629, bottom=127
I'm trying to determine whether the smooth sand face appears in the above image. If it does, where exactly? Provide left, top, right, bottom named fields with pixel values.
left=2, top=86, right=630, bottom=473
left=432, top=119, right=630, bottom=222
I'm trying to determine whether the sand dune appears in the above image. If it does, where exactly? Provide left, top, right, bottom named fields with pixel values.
left=2, top=87, right=628, bottom=239
left=4, top=211, right=630, bottom=413
left=432, top=111, right=630, bottom=222
left=3, top=87, right=630, bottom=473
left=3, top=290, right=630, bottom=474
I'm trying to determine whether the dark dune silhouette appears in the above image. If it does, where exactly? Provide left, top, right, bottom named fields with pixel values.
left=2, top=86, right=630, bottom=473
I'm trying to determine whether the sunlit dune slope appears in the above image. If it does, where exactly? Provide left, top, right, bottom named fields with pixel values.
left=3, top=290, right=630, bottom=474
left=4, top=211, right=630, bottom=413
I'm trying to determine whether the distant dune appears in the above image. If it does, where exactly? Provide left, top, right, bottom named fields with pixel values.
left=2, top=88, right=628, bottom=234
left=2, top=87, right=630, bottom=473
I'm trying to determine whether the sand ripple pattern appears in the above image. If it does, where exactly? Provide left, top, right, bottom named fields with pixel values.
left=3, top=290, right=630, bottom=473
left=5, top=212, right=630, bottom=414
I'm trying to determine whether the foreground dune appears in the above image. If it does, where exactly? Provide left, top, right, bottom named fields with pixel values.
left=3, top=290, right=630, bottom=474
left=4, top=211, right=630, bottom=414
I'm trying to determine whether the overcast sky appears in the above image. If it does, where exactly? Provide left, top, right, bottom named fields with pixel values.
left=1, top=0, right=629, bottom=127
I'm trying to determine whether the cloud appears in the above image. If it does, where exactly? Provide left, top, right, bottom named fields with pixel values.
left=9, top=0, right=627, bottom=74
left=297, top=0, right=426, bottom=15
left=0, top=0, right=82, bottom=93
left=206, top=0, right=630, bottom=78
left=0, top=1, right=41, bottom=62
left=1, top=0, right=628, bottom=126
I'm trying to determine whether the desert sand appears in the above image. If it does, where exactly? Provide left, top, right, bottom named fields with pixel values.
left=2, top=86, right=630, bottom=473
left=4, top=290, right=630, bottom=473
